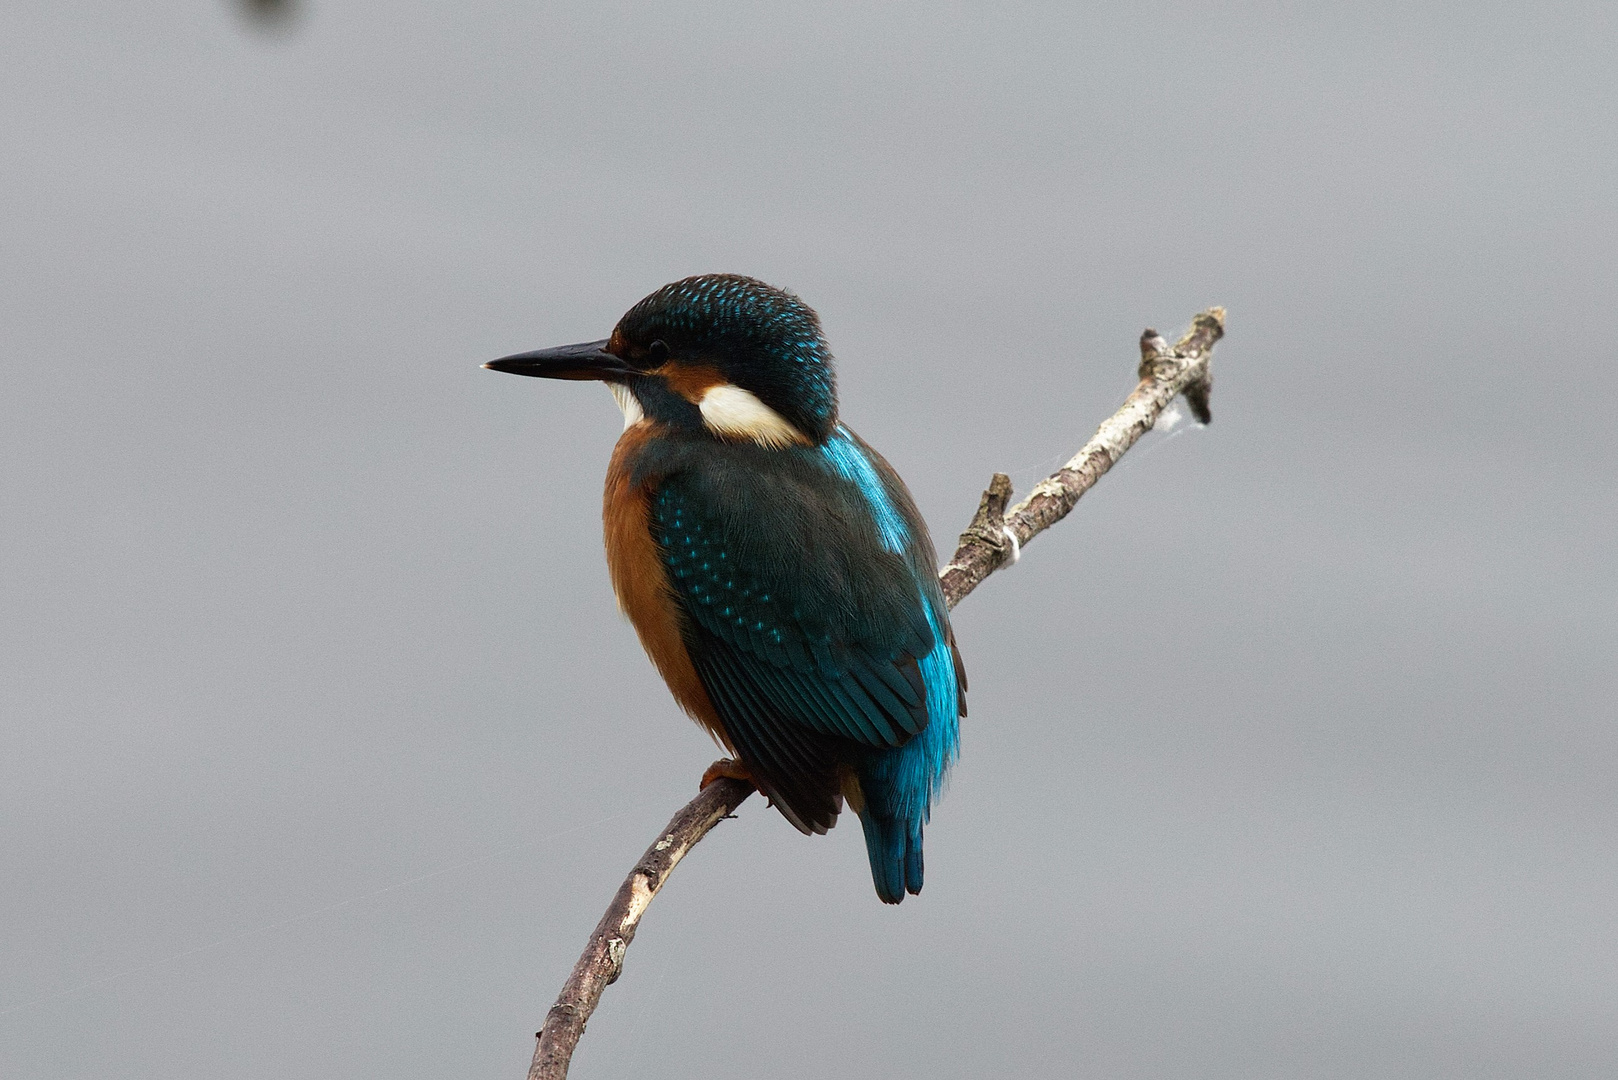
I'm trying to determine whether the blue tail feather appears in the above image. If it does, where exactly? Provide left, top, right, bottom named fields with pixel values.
left=858, top=808, right=923, bottom=904
left=854, top=594, right=958, bottom=903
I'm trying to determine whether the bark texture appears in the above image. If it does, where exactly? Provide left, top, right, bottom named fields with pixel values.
left=939, top=308, right=1224, bottom=608
left=528, top=307, right=1226, bottom=1079
left=528, top=777, right=753, bottom=1080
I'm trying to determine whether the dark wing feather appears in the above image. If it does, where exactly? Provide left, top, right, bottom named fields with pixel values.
left=691, top=648, right=844, bottom=833
left=650, top=459, right=935, bottom=747
left=646, top=441, right=943, bottom=829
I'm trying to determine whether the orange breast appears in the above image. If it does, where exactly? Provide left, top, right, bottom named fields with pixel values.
left=603, top=422, right=731, bottom=750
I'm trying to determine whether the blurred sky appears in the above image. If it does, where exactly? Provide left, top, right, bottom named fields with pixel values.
left=3, top=2, right=1616, bottom=1078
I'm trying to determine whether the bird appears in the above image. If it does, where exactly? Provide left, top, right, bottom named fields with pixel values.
left=486, top=274, right=965, bottom=903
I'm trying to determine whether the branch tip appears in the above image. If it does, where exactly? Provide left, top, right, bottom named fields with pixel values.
left=1176, top=307, right=1226, bottom=356
left=981, top=472, right=1012, bottom=525
left=1138, top=328, right=1171, bottom=377
left=952, top=472, right=1015, bottom=569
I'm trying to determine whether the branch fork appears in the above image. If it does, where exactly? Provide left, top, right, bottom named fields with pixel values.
left=938, top=307, right=1223, bottom=609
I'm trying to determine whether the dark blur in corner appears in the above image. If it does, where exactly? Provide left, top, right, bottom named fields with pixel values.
left=237, top=0, right=299, bottom=33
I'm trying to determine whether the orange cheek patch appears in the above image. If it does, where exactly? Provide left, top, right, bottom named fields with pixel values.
left=658, top=363, right=727, bottom=404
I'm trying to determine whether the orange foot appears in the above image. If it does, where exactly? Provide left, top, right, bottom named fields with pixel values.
left=700, top=758, right=757, bottom=791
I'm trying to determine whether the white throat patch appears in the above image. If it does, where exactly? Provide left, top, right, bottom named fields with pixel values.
left=698, top=384, right=808, bottom=448
left=608, top=383, right=644, bottom=429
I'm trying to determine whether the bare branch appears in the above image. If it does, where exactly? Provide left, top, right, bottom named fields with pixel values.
left=939, top=307, right=1224, bottom=608
left=527, top=307, right=1226, bottom=1079
left=529, top=776, right=753, bottom=1080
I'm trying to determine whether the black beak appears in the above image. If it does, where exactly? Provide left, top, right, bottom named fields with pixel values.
left=483, top=339, right=636, bottom=382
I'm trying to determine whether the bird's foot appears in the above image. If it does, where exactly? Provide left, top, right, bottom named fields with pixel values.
left=700, top=758, right=756, bottom=791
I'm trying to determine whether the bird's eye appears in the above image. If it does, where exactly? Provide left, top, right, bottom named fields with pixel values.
left=646, top=340, right=671, bottom=364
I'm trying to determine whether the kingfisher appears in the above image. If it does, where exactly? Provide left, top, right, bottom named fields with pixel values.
left=486, top=275, right=966, bottom=903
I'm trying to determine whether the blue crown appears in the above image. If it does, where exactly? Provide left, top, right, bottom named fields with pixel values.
left=615, top=275, right=839, bottom=442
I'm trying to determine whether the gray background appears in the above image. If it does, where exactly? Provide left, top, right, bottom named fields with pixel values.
left=3, top=2, right=1615, bottom=1077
